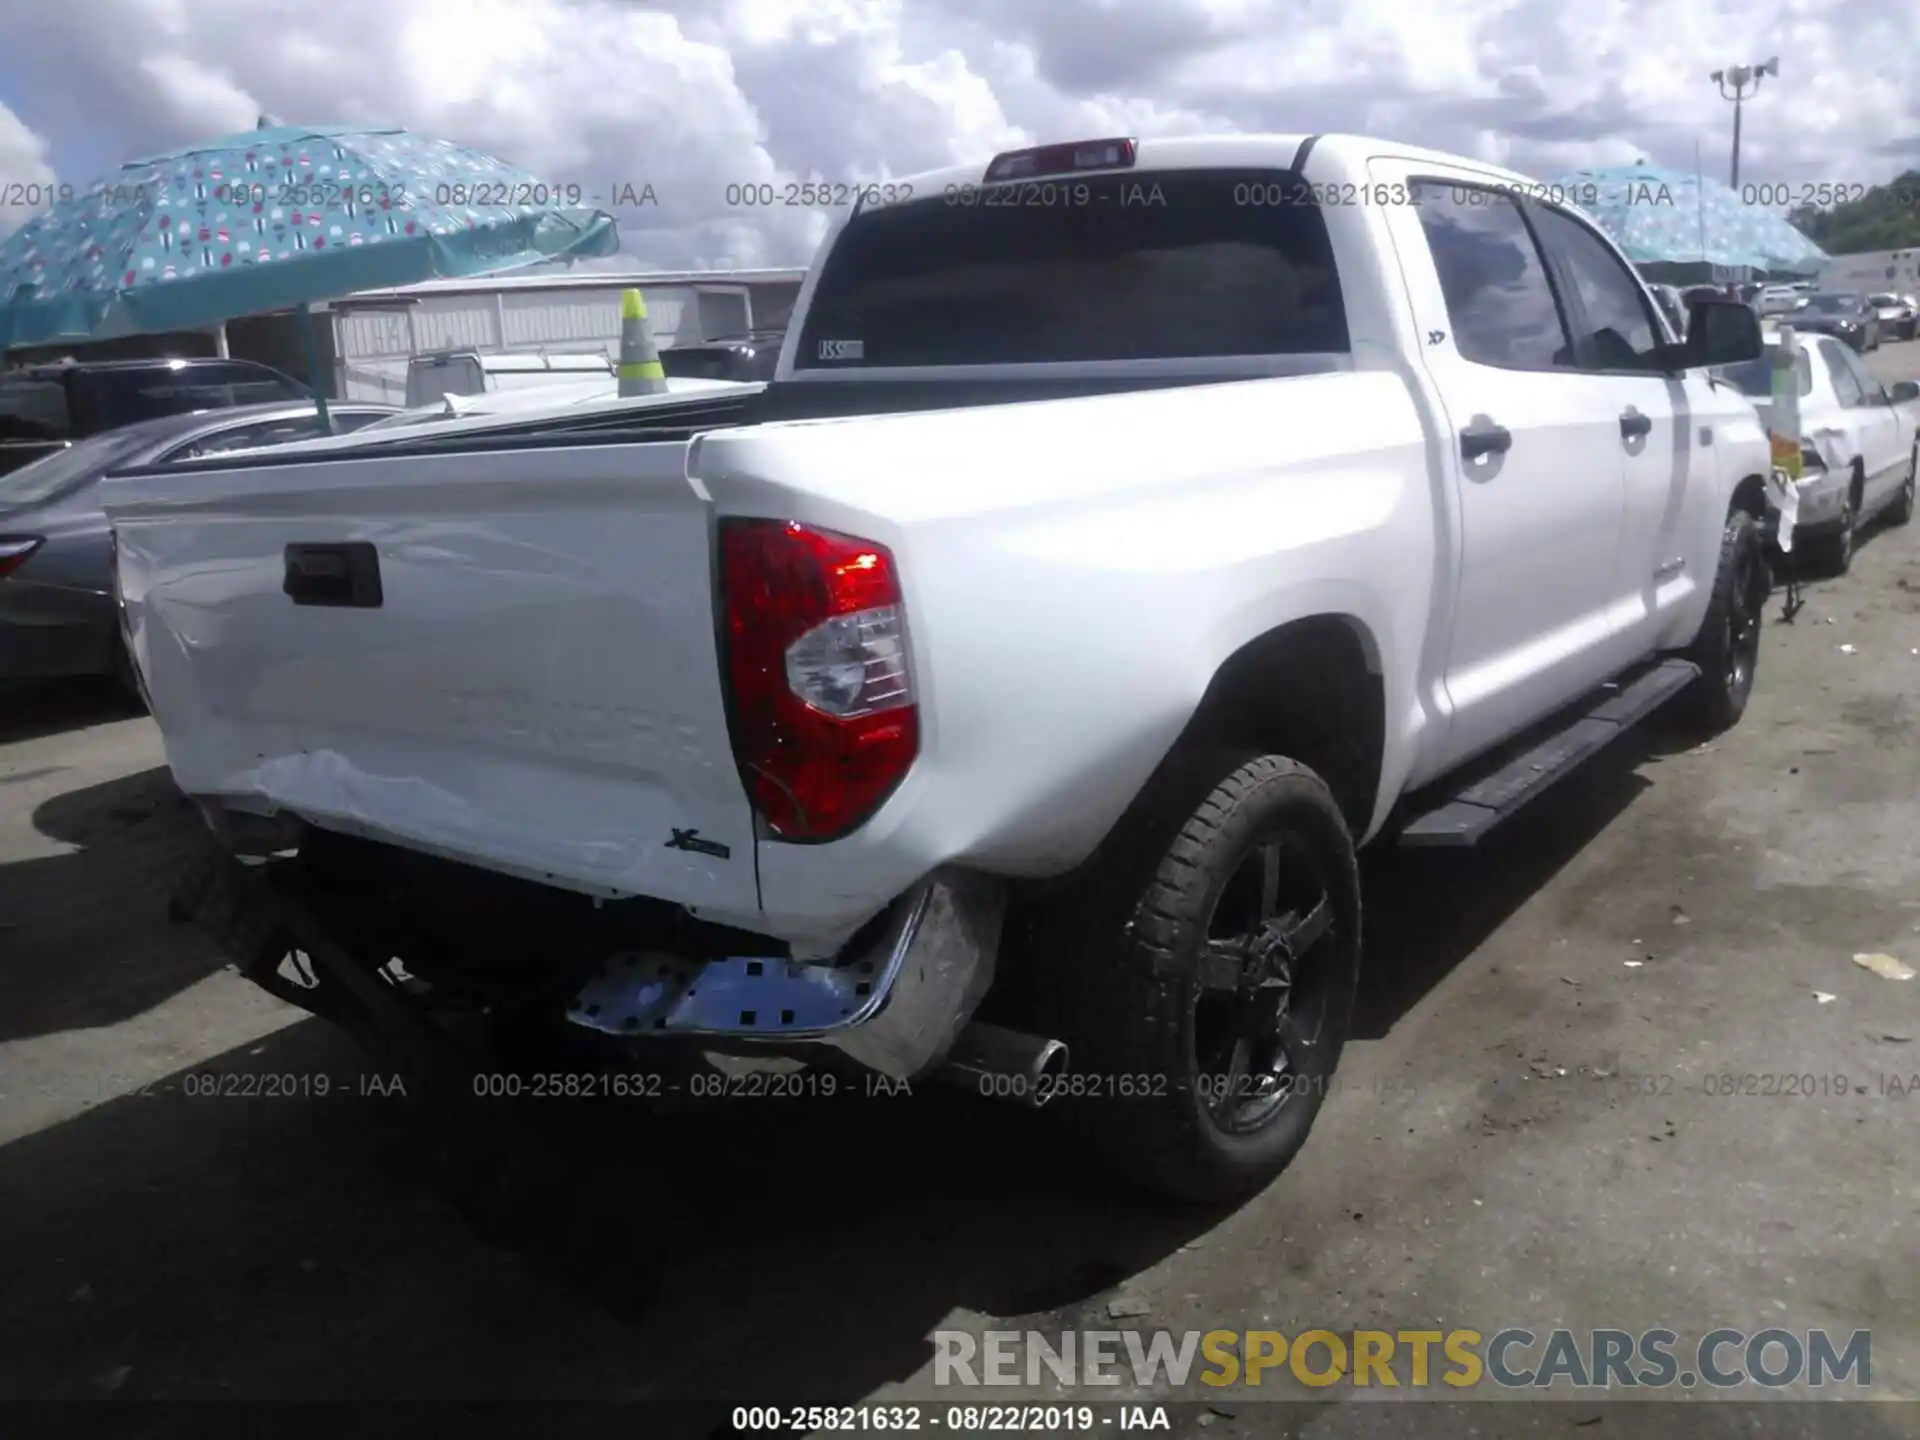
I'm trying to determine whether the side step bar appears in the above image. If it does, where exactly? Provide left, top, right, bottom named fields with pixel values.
left=1397, top=657, right=1699, bottom=848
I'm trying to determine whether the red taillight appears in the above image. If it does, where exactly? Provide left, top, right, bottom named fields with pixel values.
left=0, top=537, right=44, bottom=580
left=719, top=519, right=918, bottom=842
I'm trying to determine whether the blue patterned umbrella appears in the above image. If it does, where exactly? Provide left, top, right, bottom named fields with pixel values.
left=1551, top=163, right=1828, bottom=276
left=1, top=119, right=619, bottom=421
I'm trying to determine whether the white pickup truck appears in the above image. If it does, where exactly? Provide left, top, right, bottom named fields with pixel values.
left=108, top=134, right=1771, bottom=1203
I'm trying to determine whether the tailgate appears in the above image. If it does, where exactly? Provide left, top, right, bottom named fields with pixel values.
left=105, top=438, right=762, bottom=917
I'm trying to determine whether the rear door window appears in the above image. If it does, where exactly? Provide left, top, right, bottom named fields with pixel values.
left=1818, top=341, right=1867, bottom=407
left=1410, top=183, right=1573, bottom=370
left=795, top=168, right=1349, bottom=368
left=1832, top=343, right=1890, bottom=406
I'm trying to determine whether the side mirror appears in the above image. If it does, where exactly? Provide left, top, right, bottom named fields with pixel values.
left=1891, top=380, right=1920, bottom=404
left=1679, top=299, right=1763, bottom=368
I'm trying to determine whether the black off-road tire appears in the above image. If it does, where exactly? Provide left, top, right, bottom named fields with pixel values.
left=1032, top=752, right=1361, bottom=1204
left=1676, top=508, right=1768, bottom=735
left=1888, top=446, right=1916, bottom=527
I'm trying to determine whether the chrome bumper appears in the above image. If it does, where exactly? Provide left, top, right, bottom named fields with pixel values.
left=565, top=870, right=1007, bottom=1080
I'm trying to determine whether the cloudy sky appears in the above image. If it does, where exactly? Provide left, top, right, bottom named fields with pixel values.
left=2, top=0, right=1917, bottom=265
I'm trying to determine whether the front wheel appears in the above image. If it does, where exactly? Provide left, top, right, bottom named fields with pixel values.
left=1676, top=508, right=1767, bottom=734
left=1035, top=752, right=1361, bottom=1203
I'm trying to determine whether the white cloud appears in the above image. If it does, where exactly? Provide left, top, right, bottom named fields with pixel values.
left=0, top=0, right=1916, bottom=265
left=0, top=102, right=58, bottom=238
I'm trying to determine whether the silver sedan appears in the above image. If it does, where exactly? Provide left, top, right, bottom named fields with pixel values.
left=0, top=401, right=395, bottom=694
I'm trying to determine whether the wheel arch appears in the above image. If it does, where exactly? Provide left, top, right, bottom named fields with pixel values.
left=1173, top=613, right=1386, bottom=839
left=1729, top=471, right=1769, bottom=521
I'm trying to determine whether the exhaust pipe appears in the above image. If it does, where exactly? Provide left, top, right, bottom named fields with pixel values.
left=935, top=1021, right=1069, bottom=1108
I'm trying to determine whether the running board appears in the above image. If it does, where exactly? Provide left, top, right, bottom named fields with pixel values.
left=1397, top=658, right=1700, bottom=848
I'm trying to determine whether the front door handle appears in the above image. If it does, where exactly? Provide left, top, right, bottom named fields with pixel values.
left=1460, top=422, right=1513, bottom=460
left=1619, top=409, right=1653, bottom=440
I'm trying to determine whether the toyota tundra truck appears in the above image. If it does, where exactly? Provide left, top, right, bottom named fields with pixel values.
left=105, top=134, right=1771, bottom=1203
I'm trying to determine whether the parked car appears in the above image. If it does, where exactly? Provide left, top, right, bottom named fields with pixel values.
left=0, top=356, right=310, bottom=479
left=402, top=349, right=616, bottom=409
left=112, top=133, right=1769, bottom=1205
left=1716, top=334, right=1918, bottom=573
left=1755, top=284, right=1809, bottom=317
left=1866, top=292, right=1917, bottom=341
left=1789, top=292, right=1881, bottom=351
left=0, top=401, right=394, bottom=693
left=660, top=328, right=787, bottom=384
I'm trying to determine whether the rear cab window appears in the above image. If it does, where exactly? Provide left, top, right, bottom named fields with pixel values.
left=794, top=167, right=1350, bottom=369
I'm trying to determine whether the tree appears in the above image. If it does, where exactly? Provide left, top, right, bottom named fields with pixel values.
left=1786, top=169, right=1920, bottom=255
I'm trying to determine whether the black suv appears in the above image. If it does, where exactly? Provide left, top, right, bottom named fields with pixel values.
left=0, top=357, right=310, bottom=478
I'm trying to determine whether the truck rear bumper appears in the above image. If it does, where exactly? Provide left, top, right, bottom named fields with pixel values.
left=564, top=869, right=1006, bottom=1079
left=177, top=815, right=1007, bottom=1083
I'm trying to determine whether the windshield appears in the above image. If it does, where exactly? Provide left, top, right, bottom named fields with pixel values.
left=1803, top=294, right=1857, bottom=314
left=0, top=429, right=151, bottom=510
left=1867, top=294, right=1899, bottom=306
left=795, top=168, right=1349, bottom=369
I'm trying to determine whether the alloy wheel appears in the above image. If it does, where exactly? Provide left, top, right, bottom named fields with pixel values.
left=1192, top=833, right=1339, bottom=1136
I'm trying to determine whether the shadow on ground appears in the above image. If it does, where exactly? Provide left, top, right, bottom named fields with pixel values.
left=0, top=731, right=1708, bottom=1435
left=0, top=766, right=217, bottom=1045
left=0, top=677, right=139, bottom=747
left=1354, top=744, right=1657, bottom=1041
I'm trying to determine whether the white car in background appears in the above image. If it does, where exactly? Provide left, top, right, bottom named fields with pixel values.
left=1866, top=292, right=1918, bottom=342
left=1719, top=332, right=1919, bottom=573
left=1755, top=284, right=1809, bottom=317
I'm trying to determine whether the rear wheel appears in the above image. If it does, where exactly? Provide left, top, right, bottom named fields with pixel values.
left=1805, top=480, right=1859, bottom=577
left=1888, top=446, right=1916, bottom=527
left=1035, top=752, right=1361, bottom=1203
left=1677, top=508, right=1767, bottom=734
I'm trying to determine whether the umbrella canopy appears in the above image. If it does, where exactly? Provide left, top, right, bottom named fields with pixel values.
left=1551, top=163, right=1828, bottom=277
left=0, top=121, right=619, bottom=351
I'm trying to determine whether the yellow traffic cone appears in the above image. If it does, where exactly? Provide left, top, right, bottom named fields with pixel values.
left=618, top=288, right=668, bottom=396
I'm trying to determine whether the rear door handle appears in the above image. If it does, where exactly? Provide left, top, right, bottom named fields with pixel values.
left=1619, top=410, right=1653, bottom=440
left=1460, top=422, right=1512, bottom=460
left=283, top=542, right=383, bottom=608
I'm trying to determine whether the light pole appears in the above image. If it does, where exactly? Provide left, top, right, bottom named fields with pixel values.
left=1711, top=57, right=1778, bottom=193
